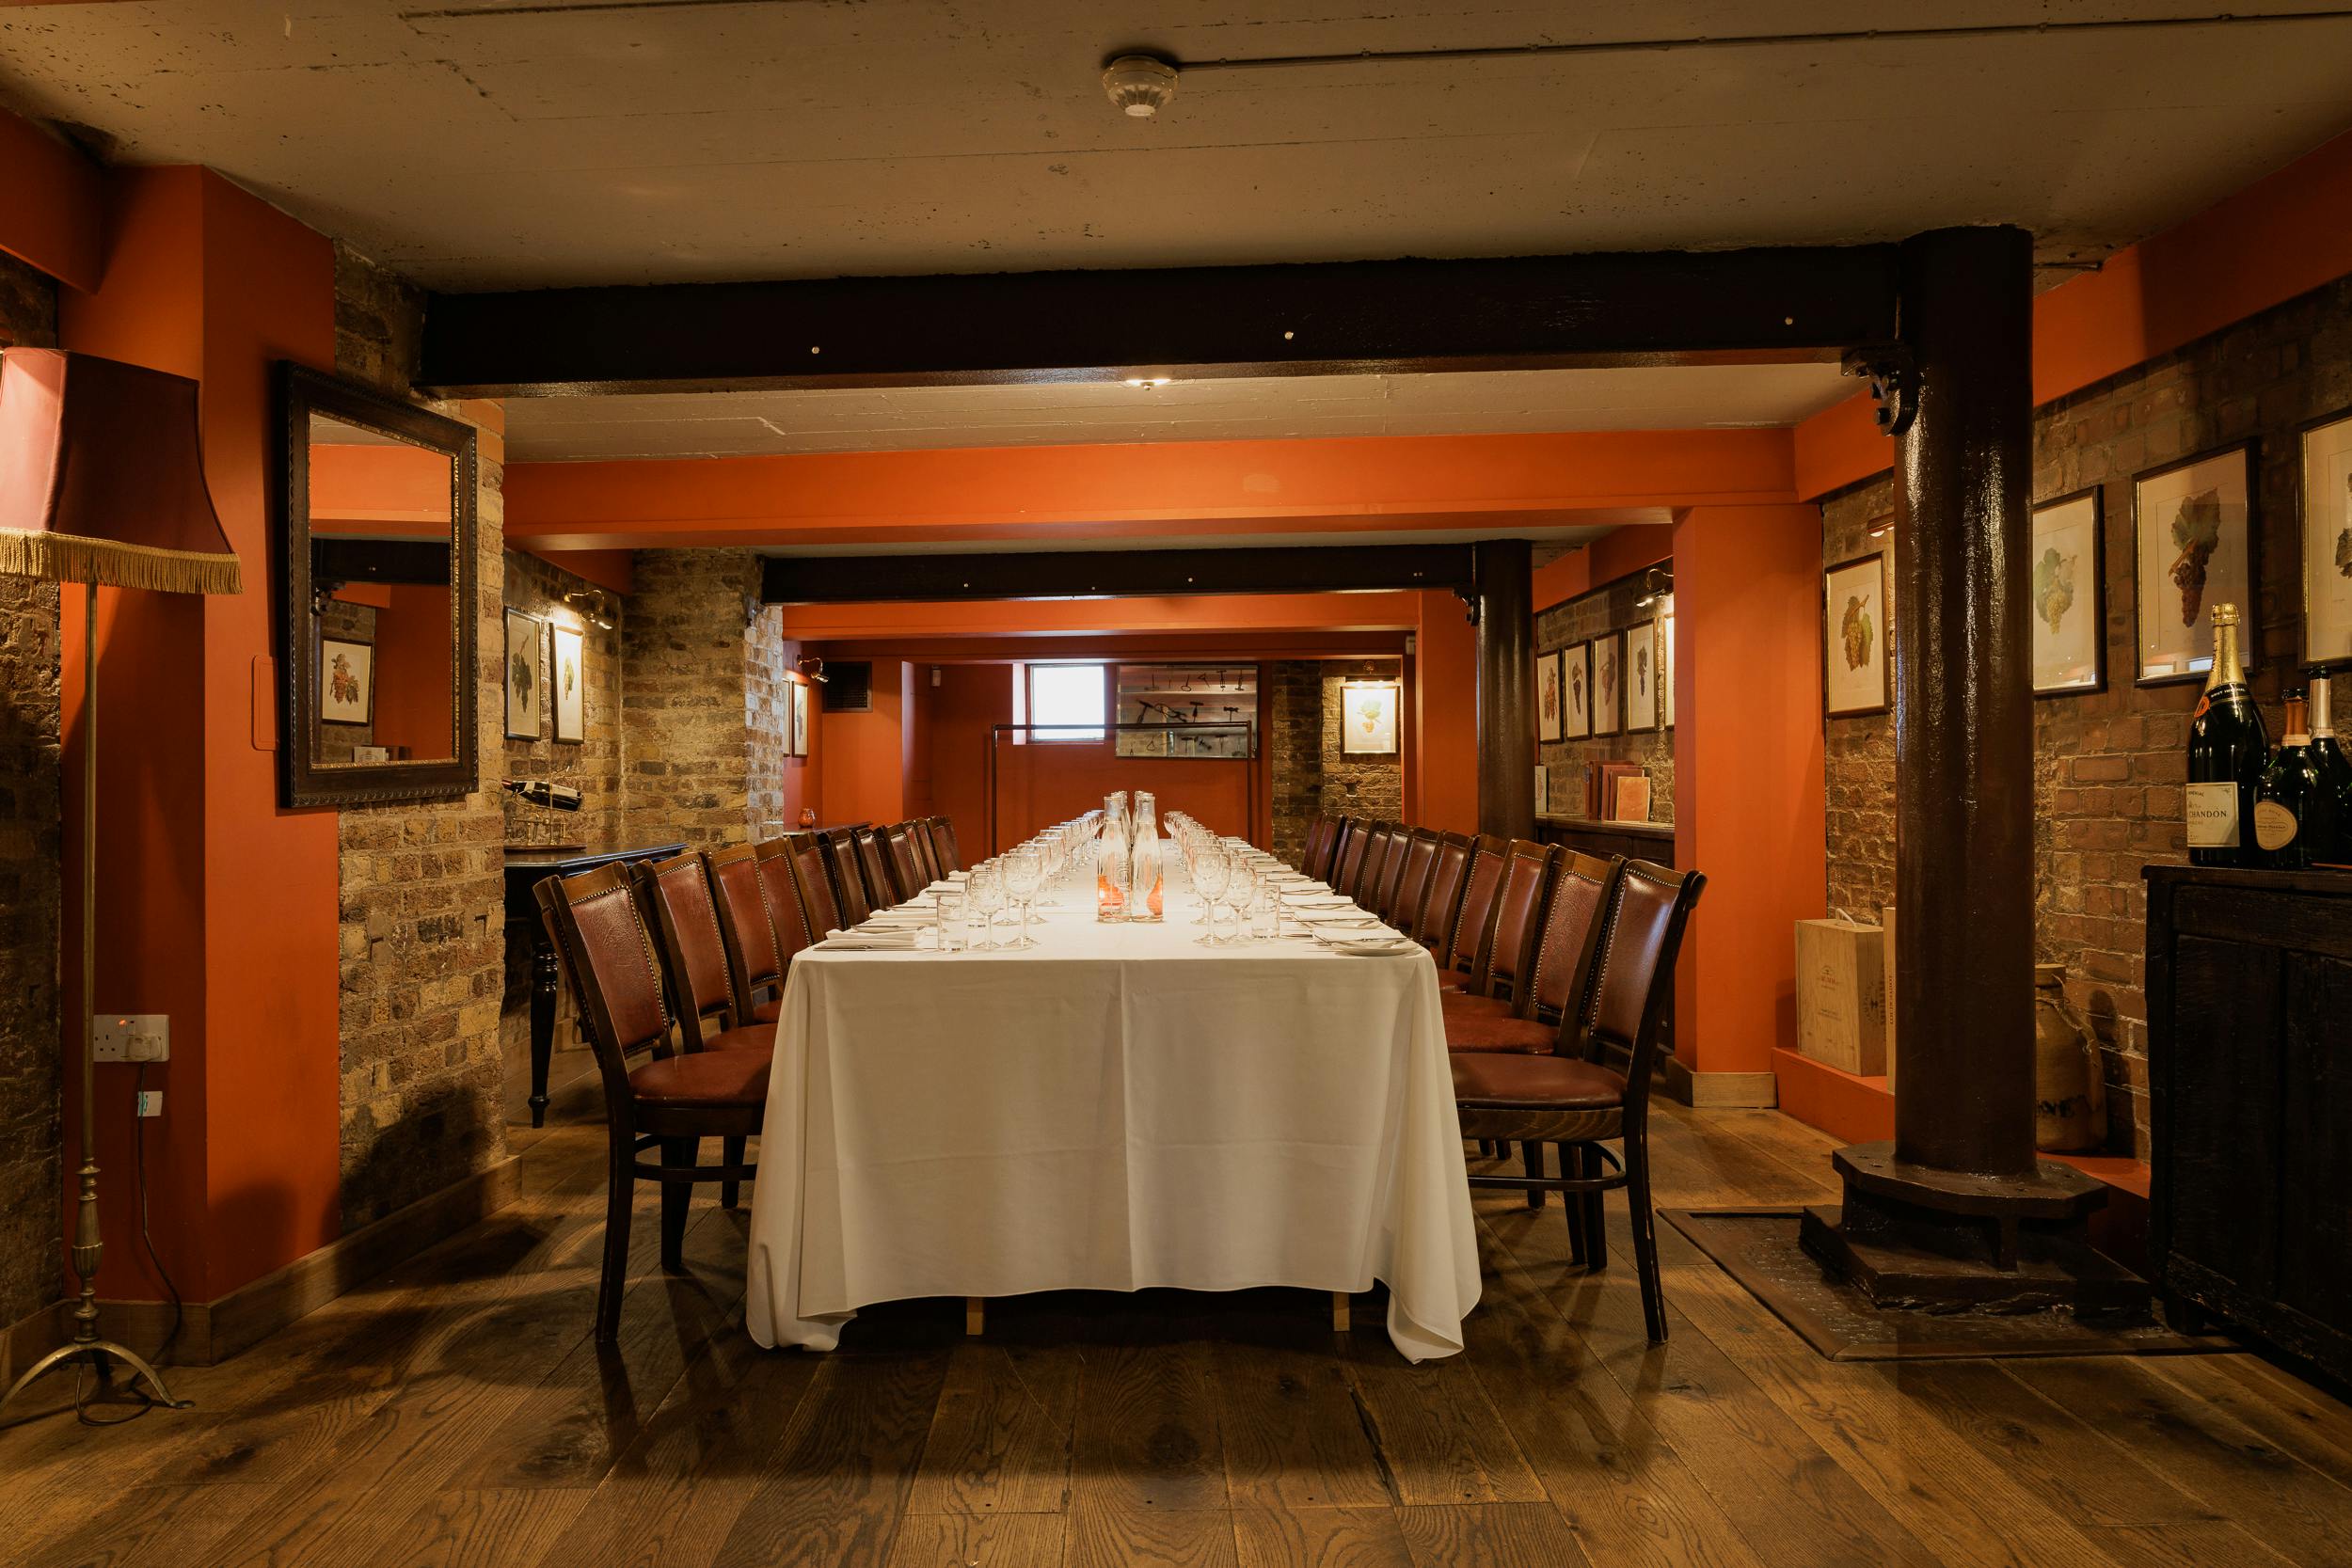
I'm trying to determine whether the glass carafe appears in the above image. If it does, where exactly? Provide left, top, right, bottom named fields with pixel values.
left=1095, top=796, right=1130, bottom=920
left=1128, top=795, right=1164, bottom=921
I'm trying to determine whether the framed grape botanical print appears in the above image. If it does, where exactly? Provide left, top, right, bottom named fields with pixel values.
left=2029, top=487, right=2106, bottom=696
left=2300, top=407, right=2352, bottom=667
left=1823, top=552, right=1891, bottom=718
left=503, top=609, right=545, bottom=739
left=2133, top=442, right=2254, bottom=686
left=1562, top=641, right=1591, bottom=739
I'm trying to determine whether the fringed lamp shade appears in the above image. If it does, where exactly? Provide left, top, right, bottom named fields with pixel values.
left=0, top=347, right=241, bottom=595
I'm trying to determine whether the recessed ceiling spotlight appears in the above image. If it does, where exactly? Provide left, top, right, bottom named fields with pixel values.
left=1123, top=376, right=1172, bottom=389
left=1102, top=54, right=1178, bottom=119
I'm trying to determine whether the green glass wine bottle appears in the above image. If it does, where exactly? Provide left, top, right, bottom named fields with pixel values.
left=2185, top=604, right=2268, bottom=868
left=2308, top=672, right=2352, bottom=868
left=2251, top=691, right=2313, bottom=871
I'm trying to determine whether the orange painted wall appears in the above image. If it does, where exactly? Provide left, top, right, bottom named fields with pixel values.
left=506, top=428, right=1797, bottom=551
left=818, top=657, right=909, bottom=829
left=0, top=103, right=103, bottom=292
left=1670, top=505, right=1826, bottom=1082
left=58, top=166, right=340, bottom=1301
left=369, top=584, right=454, bottom=758
left=1412, top=592, right=1479, bottom=837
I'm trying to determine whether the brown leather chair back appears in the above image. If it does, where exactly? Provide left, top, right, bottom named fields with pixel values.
left=755, top=835, right=817, bottom=968
left=1331, top=818, right=1371, bottom=897
left=928, top=816, right=963, bottom=875
left=1585, top=860, right=1706, bottom=1104
left=1318, top=816, right=1354, bottom=882
left=535, top=866, right=672, bottom=1112
left=1525, top=851, right=1623, bottom=1027
left=1477, top=839, right=1559, bottom=1002
left=818, top=828, right=872, bottom=927
left=1443, top=834, right=1508, bottom=974
left=706, top=842, right=780, bottom=1010
left=1352, top=823, right=1395, bottom=905
left=853, top=826, right=896, bottom=909
left=1301, top=816, right=1333, bottom=879
left=908, top=820, right=940, bottom=885
left=790, top=836, right=842, bottom=940
left=1386, top=829, right=1439, bottom=931
left=1416, top=832, right=1472, bottom=954
left=882, top=822, right=926, bottom=903
left=631, top=852, right=741, bottom=1039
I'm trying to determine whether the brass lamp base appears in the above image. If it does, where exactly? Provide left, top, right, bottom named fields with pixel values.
left=2, top=1335, right=188, bottom=1419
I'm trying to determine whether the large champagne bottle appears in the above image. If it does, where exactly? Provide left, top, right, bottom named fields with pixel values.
left=2251, top=691, right=2313, bottom=871
left=2185, top=604, right=2268, bottom=868
left=2308, top=672, right=2352, bottom=867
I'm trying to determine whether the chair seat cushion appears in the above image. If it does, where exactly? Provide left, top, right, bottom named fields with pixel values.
left=631, top=1047, right=773, bottom=1107
left=705, top=1023, right=774, bottom=1052
left=1443, top=1012, right=1555, bottom=1055
left=752, top=994, right=782, bottom=1024
left=1452, top=1053, right=1626, bottom=1110
left=1435, top=966, right=1474, bottom=994
left=1440, top=993, right=1513, bottom=1020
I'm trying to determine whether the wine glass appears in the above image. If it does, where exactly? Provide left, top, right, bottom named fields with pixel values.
left=1192, top=847, right=1231, bottom=945
left=970, top=863, right=1007, bottom=950
left=1223, top=863, right=1261, bottom=942
left=1003, top=848, right=1042, bottom=948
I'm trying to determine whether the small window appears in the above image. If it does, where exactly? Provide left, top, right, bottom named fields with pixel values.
left=1026, top=662, right=1105, bottom=741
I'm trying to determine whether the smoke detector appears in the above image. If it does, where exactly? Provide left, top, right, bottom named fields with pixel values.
left=1102, top=55, right=1178, bottom=119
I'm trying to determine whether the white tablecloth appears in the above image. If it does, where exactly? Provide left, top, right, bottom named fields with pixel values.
left=743, top=878, right=1481, bottom=1360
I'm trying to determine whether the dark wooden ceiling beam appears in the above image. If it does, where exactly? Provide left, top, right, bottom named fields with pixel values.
left=419, top=246, right=1899, bottom=397
left=761, top=544, right=1475, bottom=605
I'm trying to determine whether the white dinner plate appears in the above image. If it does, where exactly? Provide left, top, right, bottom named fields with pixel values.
left=1325, top=936, right=1420, bottom=956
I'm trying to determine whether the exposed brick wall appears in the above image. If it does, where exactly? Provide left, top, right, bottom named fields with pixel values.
left=332, top=247, right=510, bottom=1229
left=0, top=249, right=61, bottom=1330
left=1823, top=272, right=2351, bottom=1157
left=1321, top=658, right=1404, bottom=826
left=501, top=549, right=624, bottom=849
left=1537, top=571, right=1676, bottom=824
left=621, top=548, right=788, bottom=847
left=1266, top=661, right=1322, bottom=863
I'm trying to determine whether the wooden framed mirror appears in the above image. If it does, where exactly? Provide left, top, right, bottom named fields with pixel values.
left=276, top=363, right=478, bottom=807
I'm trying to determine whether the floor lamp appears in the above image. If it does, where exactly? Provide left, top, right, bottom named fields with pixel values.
left=0, top=348, right=245, bottom=1418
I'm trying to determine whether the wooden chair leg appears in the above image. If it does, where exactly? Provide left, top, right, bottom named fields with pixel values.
left=659, top=1137, right=694, bottom=1274
left=596, top=1132, right=633, bottom=1345
left=1521, top=1140, right=1545, bottom=1208
left=1581, top=1145, right=1608, bottom=1272
left=1626, top=1132, right=1667, bottom=1343
left=1330, top=1292, right=1352, bottom=1333
left=720, top=1134, right=744, bottom=1210
left=1559, top=1142, right=1586, bottom=1265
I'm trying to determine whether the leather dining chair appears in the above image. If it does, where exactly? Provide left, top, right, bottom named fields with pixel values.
left=633, top=851, right=772, bottom=1211
left=1351, top=823, right=1395, bottom=906
left=1436, top=834, right=1508, bottom=993
left=706, top=842, right=783, bottom=1027
left=818, top=828, right=873, bottom=927
left=536, top=865, right=770, bottom=1345
left=1413, top=832, right=1474, bottom=956
left=1452, top=860, right=1706, bottom=1342
left=882, top=822, right=928, bottom=904
left=1301, top=815, right=1335, bottom=879
left=1384, top=828, right=1440, bottom=932
left=1313, top=816, right=1353, bottom=883
left=927, top=816, right=963, bottom=875
left=852, top=826, right=898, bottom=911
left=1330, top=818, right=1372, bottom=900
left=1449, top=839, right=1557, bottom=1011
left=906, top=819, right=940, bottom=886
left=754, top=836, right=819, bottom=998
left=1447, top=852, right=1623, bottom=1039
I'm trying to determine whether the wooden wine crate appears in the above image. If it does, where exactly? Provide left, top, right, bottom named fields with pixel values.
left=1881, top=903, right=1899, bottom=1090
left=1795, top=916, right=1888, bottom=1076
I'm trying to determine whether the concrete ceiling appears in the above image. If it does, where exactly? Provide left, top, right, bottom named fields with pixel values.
left=503, top=361, right=1850, bottom=460
left=4, top=3, right=2351, bottom=293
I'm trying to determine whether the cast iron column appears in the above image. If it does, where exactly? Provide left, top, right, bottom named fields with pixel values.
left=1474, top=538, right=1535, bottom=841
left=1892, top=226, right=2037, bottom=1177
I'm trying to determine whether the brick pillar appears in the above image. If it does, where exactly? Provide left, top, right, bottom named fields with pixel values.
left=622, top=549, right=788, bottom=847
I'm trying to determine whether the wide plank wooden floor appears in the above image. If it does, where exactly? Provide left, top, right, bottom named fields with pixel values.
left=6, top=1096, right=2350, bottom=1568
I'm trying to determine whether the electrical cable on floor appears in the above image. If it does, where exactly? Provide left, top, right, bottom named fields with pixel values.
left=72, top=1064, right=184, bottom=1426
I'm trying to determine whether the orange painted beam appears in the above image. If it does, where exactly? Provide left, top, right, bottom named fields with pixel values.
left=0, top=103, right=103, bottom=293
left=1797, top=123, right=2352, bottom=499
left=530, top=547, right=634, bottom=596
left=810, top=630, right=1403, bottom=662
left=778, top=591, right=1422, bottom=643
left=506, top=429, right=1797, bottom=551
left=310, top=441, right=453, bottom=533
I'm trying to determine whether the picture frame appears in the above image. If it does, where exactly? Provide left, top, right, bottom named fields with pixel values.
left=1340, top=680, right=1401, bottom=756
left=1562, top=641, right=1591, bottom=739
left=1535, top=649, right=1565, bottom=743
left=1626, top=621, right=1659, bottom=734
left=550, top=624, right=586, bottom=743
left=2029, top=486, right=2106, bottom=696
left=1592, top=632, right=1622, bottom=736
left=319, top=636, right=374, bottom=726
left=1533, top=764, right=1549, bottom=816
left=790, top=679, right=811, bottom=757
left=2298, top=405, right=2352, bottom=667
left=2133, top=441, right=2256, bottom=686
left=1611, top=771, right=1653, bottom=825
left=1823, top=552, right=1892, bottom=719
left=503, top=609, right=544, bottom=739
left=1661, top=610, right=1677, bottom=729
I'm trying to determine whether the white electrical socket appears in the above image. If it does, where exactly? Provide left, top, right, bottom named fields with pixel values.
left=135, top=1090, right=163, bottom=1118
left=93, top=1014, right=169, bottom=1063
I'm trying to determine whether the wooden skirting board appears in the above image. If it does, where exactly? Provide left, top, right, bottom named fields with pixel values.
left=0, top=1155, right=521, bottom=1374
left=1675, top=1068, right=1779, bottom=1109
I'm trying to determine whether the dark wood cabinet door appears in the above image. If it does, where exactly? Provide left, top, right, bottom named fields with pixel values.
left=2166, top=932, right=2284, bottom=1302
left=2278, top=951, right=2352, bottom=1324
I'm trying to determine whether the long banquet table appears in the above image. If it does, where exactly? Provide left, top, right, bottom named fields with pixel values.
left=743, top=860, right=1482, bottom=1360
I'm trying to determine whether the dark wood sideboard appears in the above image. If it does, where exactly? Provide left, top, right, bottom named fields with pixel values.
left=2144, top=865, right=2351, bottom=1383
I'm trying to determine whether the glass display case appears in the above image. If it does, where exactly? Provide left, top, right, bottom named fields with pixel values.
left=1114, top=664, right=1258, bottom=758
